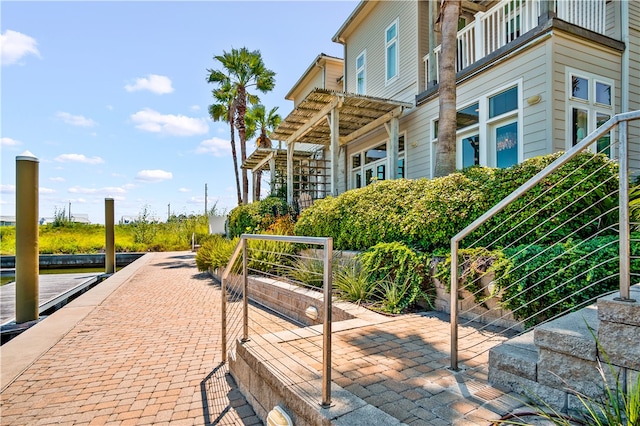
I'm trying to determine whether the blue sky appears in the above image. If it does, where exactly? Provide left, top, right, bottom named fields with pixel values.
left=1, top=1, right=359, bottom=224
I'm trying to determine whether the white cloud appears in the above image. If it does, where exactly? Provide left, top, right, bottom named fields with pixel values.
left=39, top=187, right=56, bottom=194
left=125, top=74, right=174, bottom=95
left=0, top=137, right=21, bottom=146
left=56, top=111, right=97, bottom=127
left=55, top=153, right=104, bottom=164
left=68, top=186, right=127, bottom=194
left=135, top=169, right=173, bottom=182
left=130, top=108, right=208, bottom=136
left=1, top=184, right=16, bottom=194
left=49, top=177, right=65, bottom=182
left=178, top=187, right=191, bottom=193
left=195, top=137, right=230, bottom=157
left=1, top=30, right=40, bottom=66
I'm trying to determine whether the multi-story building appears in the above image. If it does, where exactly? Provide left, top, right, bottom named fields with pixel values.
left=245, top=0, right=639, bottom=207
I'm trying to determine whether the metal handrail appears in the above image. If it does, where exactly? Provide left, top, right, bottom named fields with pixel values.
left=450, top=110, right=640, bottom=370
left=220, top=233, right=334, bottom=407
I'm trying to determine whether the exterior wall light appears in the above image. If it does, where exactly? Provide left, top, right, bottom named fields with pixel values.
left=305, top=306, right=319, bottom=320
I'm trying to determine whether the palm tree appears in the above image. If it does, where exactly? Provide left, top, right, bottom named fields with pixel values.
left=208, top=82, right=242, bottom=206
left=207, top=48, right=275, bottom=204
left=245, top=104, right=282, bottom=200
left=434, top=0, right=461, bottom=177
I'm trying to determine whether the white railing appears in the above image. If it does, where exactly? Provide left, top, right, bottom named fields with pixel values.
left=427, top=0, right=606, bottom=84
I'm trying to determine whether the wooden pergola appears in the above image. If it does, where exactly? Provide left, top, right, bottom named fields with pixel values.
left=268, top=88, right=412, bottom=204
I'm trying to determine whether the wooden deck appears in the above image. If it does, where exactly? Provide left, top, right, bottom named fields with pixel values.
left=0, top=272, right=103, bottom=325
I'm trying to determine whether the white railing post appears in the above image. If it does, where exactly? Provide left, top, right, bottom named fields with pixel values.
left=474, top=11, right=485, bottom=62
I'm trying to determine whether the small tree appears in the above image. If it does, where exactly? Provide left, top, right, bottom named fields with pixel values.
left=245, top=104, right=282, bottom=200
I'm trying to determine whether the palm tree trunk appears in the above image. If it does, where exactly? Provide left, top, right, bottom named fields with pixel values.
left=229, top=123, right=242, bottom=205
left=236, top=87, right=249, bottom=204
left=434, top=0, right=461, bottom=177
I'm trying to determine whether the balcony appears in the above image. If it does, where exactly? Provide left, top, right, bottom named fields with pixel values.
left=424, top=0, right=607, bottom=84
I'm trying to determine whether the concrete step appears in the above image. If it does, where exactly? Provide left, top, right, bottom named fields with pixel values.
left=489, top=330, right=538, bottom=381
left=534, top=305, right=600, bottom=361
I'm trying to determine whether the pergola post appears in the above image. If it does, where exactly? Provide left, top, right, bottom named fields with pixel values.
left=269, top=156, right=276, bottom=195
left=287, top=141, right=294, bottom=205
left=330, top=108, right=340, bottom=196
left=388, top=117, right=399, bottom=180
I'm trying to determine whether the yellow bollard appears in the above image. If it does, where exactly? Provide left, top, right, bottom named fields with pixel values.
left=105, top=198, right=115, bottom=274
left=15, top=152, right=39, bottom=323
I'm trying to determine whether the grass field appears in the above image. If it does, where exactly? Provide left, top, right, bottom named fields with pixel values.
left=0, top=215, right=211, bottom=255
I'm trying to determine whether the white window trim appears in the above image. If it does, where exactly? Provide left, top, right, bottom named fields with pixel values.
left=431, top=80, right=523, bottom=172
left=385, top=18, right=399, bottom=85
left=565, top=67, right=615, bottom=152
left=356, top=50, right=366, bottom=95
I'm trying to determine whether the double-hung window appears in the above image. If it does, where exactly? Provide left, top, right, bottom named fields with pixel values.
left=567, top=69, right=614, bottom=156
left=385, top=19, right=398, bottom=84
left=356, top=51, right=366, bottom=95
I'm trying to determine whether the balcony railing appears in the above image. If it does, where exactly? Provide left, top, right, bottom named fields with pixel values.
left=425, top=0, right=607, bottom=84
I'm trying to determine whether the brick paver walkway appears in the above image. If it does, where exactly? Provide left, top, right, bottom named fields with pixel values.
left=0, top=252, right=292, bottom=425
left=1, top=251, right=526, bottom=425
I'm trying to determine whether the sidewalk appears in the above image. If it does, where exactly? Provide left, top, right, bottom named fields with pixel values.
left=0, top=251, right=526, bottom=425
left=0, top=252, right=285, bottom=425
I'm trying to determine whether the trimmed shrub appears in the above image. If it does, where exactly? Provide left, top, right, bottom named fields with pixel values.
left=295, top=152, right=620, bottom=252
left=494, top=234, right=640, bottom=328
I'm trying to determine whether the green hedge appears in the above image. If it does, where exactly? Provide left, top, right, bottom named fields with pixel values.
left=495, top=234, right=640, bottom=328
left=295, top=152, right=620, bottom=251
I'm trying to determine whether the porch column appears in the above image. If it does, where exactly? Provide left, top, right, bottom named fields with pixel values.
left=388, top=117, right=399, bottom=180
left=330, top=108, right=340, bottom=196
left=269, top=156, right=276, bottom=195
left=252, top=172, right=258, bottom=203
left=287, top=141, right=294, bottom=205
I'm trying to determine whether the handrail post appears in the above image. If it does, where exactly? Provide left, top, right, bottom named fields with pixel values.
left=242, top=237, right=249, bottom=341
left=221, top=272, right=227, bottom=364
left=321, top=238, right=333, bottom=408
left=619, top=121, right=631, bottom=300
left=450, top=239, right=459, bottom=371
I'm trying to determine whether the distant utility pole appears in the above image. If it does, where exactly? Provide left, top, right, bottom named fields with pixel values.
left=68, top=201, right=71, bottom=221
left=205, top=183, right=208, bottom=216
left=167, top=203, right=170, bottom=221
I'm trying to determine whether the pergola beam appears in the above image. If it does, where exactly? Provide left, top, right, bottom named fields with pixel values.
left=340, top=106, right=404, bottom=146
left=286, top=96, right=342, bottom=144
left=251, top=150, right=276, bottom=172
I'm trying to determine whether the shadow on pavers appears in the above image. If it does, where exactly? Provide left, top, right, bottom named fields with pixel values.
left=201, top=362, right=262, bottom=426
